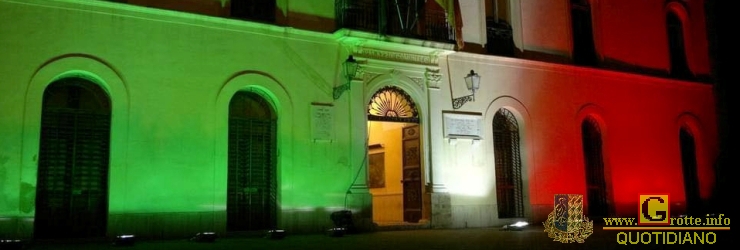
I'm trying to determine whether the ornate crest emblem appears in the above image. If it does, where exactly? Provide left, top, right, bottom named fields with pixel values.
left=543, top=194, right=593, bottom=243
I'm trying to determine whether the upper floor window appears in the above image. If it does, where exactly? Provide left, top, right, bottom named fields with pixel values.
left=230, top=0, right=277, bottom=23
left=571, top=0, right=597, bottom=66
left=666, top=11, right=692, bottom=79
left=335, top=0, right=454, bottom=43
left=122, top=0, right=277, bottom=24
left=485, top=0, right=514, bottom=57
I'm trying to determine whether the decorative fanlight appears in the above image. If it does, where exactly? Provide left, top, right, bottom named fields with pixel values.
left=367, top=86, right=419, bottom=123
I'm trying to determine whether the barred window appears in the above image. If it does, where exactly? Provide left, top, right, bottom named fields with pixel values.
left=492, top=108, right=524, bottom=218
left=582, top=116, right=609, bottom=217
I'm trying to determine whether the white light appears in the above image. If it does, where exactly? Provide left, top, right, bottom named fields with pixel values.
left=511, top=221, right=528, bottom=227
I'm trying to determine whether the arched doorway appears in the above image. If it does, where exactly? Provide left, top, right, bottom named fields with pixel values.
left=492, top=108, right=524, bottom=219
left=35, top=78, right=111, bottom=239
left=227, top=91, right=278, bottom=231
left=366, top=86, right=425, bottom=224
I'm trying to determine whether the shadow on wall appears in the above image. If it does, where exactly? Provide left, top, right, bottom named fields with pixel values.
left=20, top=183, right=35, bottom=214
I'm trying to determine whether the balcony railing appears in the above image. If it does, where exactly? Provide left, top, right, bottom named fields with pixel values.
left=336, top=0, right=455, bottom=43
left=486, top=19, right=514, bottom=57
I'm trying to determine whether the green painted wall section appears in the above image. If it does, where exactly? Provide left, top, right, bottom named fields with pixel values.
left=0, top=0, right=368, bottom=237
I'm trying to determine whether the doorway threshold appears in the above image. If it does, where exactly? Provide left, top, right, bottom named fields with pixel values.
left=374, top=220, right=431, bottom=231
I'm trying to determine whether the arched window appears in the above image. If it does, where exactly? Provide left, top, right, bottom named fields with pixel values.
left=35, top=78, right=111, bottom=239
left=581, top=117, right=609, bottom=218
left=227, top=91, right=278, bottom=231
left=667, top=11, right=692, bottom=78
left=679, top=126, right=701, bottom=215
left=492, top=108, right=524, bottom=218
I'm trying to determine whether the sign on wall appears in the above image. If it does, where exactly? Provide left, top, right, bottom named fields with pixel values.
left=443, top=111, right=482, bottom=138
left=311, top=103, right=334, bottom=142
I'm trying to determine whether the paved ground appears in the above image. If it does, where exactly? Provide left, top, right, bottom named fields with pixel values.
left=6, top=225, right=731, bottom=250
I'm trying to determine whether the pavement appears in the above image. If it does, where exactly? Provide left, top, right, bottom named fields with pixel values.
left=4, top=224, right=732, bottom=250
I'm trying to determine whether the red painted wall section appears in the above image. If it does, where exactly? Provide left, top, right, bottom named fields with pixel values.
left=596, top=0, right=710, bottom=75
left=446, top=53, right=718, bottom=221
left=519, top=0, right=572, bottom=56
left=516, top=0, right=711, bottom=76
left=531, top=70, right=718, bottom=218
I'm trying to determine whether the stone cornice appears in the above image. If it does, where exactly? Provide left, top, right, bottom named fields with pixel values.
left=355, top=47, right=439, bottom=66
left=343, top=38, right=453, bottom=66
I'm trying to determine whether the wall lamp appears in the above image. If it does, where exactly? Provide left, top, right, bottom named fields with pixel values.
left=452, top=70, right=480, bottom=109
left=333, top=55, right=359, bottom=100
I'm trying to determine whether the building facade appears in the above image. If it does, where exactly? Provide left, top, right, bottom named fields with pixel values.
left=0, top=0, right=720, bottom=239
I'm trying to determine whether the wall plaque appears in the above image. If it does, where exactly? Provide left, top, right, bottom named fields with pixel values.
left=443, top=111, right=482, bottom=138
left=311, top=103, right=334, bottom=141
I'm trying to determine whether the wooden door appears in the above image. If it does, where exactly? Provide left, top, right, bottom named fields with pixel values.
left=402, top=125, right=422, bottom=223
left=227, top=91, right=277, bottom=231
left=35, top=79, right=111, bottom=239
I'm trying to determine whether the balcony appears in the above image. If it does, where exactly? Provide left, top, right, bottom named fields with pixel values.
left=486, top=19, right=514, bottom=57
left=335, top=0, right=455, bottom=44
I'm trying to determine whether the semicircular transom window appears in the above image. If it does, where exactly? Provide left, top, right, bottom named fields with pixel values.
left=367, top=86, right=419, bottom=123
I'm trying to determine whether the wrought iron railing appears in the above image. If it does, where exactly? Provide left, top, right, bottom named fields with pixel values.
left=335, top=0, right=455, bottom=43
left=486, top=19, right=514, bottom=57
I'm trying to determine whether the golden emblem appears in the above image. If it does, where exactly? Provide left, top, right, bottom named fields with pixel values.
left=543, top=194, right=593, bottom=243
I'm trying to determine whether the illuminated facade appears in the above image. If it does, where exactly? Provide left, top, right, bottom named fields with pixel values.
left=0, top=0, right=720, bottom=239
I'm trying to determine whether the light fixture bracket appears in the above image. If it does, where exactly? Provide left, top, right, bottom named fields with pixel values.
left=333, top=55, right=359, bottom=100
left=452, top=70, right=480, bottom=109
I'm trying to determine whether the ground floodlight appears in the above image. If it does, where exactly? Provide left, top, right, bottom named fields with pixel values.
left=502, top=221, right=529, bottom=231
left=0, top=239, right=25, bottom=250
left=191, top=232, right=217, bottom=242
left=112, top=234, right=136, bottom=246
left=266, top=229, right=286, bottom=239
left=327, top=227, right=346, bottom=237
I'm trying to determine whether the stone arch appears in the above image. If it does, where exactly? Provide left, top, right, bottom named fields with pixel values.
left=22, top=55, right=129, bottom=224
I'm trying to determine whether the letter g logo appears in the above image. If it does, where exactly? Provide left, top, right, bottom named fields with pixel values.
left=638, top=194, right=670, bottom=225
